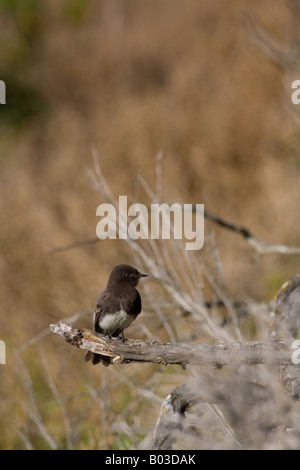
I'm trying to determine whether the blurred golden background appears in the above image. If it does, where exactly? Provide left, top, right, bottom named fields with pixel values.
left=1, top=0, right=300, bottom=449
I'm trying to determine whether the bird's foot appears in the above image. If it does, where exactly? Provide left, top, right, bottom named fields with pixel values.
left=120, top=331, right=126, bottom=343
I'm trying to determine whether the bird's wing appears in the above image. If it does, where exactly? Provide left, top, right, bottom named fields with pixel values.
left=93, top=289, right=121, bottom=333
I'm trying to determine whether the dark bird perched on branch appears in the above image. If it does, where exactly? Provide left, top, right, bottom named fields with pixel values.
left=84, top=264, right=147, bottom=366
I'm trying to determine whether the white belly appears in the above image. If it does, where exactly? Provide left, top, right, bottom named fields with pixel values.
left=99, top=309, right=134, bottom=335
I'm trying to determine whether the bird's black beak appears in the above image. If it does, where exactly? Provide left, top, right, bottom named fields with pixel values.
left=139, top=273, right=148, bottom=278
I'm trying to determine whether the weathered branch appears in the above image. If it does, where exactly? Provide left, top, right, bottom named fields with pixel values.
left=152, top=376, right=278, bottom=450
left=50, top=321, right=294, bottom=367
left=152, top=384, right=200, bottom=450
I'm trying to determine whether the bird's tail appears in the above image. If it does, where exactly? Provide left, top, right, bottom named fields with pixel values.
left=84, top=351, right=111, bottom=367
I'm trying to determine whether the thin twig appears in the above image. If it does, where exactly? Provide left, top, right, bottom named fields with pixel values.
left=48, top=205, right=300, bottom=257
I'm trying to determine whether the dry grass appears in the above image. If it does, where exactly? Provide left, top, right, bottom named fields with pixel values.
left=1, top=0, right=300, bottom=449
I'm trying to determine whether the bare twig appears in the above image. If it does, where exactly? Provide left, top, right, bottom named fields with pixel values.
left=40, top=353, right=74, bottom=449
left=248, top=18, right=300, bottom=71
left=15, top=353, right=59, bottom=450
left=200, top=207, right=300, bottom=255
left=48, top=206, right=300, bottom=257
left=18, top=310, right=92, bottom=353
left=48, top=237, right=99, bottom=255
left=18, top=428, right=35, bottom=450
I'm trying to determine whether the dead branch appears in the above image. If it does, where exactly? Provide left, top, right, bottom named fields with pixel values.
left=50, top=321, right=294, bottom=367
left=152, top=384, right=195, bottom=450
left=152, top=371, right=286, bottom=450
left=200, top=207, right=300, bottom=256
left=151, top=378, right=272, bottom=450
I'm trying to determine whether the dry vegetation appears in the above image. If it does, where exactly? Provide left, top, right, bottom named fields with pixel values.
left=1, top=0, right=300, bottom=450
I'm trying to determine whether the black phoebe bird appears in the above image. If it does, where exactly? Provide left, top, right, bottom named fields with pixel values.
left=84, top=264, right=147, bottom=366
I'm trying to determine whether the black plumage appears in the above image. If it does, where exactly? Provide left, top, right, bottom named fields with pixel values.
left=84, top=264, right=147, bottom=366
